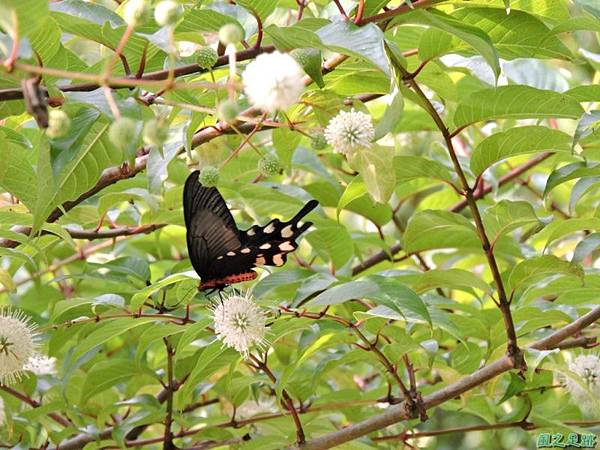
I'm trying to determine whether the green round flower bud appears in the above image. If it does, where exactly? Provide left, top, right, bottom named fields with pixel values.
left=311, top=133, right=327, bottom=150
left=216, top=100, right=240, bottom=123
left=198, top=165, right=220, bottom=187
left=46, top=110, right=71, bottom=139
left=154, top=0, right=183, bottom=27
left=258, top=153, right=282, bottom=177
left=108, top=117, right=137, bottom=151
left=123, top=0, right=151, bottom=26
left=196, top=46, right=219, bottom=69
left=218, top=23, right=244, bottom=45
left=142, top=119, right=169, bottom=147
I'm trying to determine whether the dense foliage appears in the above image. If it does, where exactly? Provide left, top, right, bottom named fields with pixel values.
left=0, top=0, right=599, bottom=449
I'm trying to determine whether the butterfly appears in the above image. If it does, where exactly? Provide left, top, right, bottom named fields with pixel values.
left=183, top=170, right=318, bottom=291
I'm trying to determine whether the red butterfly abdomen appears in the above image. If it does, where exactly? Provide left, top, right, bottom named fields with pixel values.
left=200, top=271, right=258, bottom=290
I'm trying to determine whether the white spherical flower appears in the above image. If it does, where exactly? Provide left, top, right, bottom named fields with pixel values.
left=324, top=109, right=375, bottom=155
left=242, top=51, right=305, bottom=113
left=0, top=308, right=38, bottom=385
left=24, top=353, right=57, bottom=376
left=565, top=354, right=600, bottom=407
left=212, top=292, right=267, bottom=357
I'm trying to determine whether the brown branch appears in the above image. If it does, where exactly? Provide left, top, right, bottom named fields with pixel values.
left=0, top=46, right=275, bottom=102
left=0, top=385, right=72, bottom=428
left=162, top=338, right=176, bottom=450
left=356, top=0, right=444, bottom=25
left=250, top=354, right=306, bottom=445
left=66, top=224, right=165, bottom=240
left=391, top=54, right=522, bottom=365
left=289, top=305, right=600, bottom=449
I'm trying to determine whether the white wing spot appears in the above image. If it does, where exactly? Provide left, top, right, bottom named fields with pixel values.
left=264, top=223, right=275, bottom=234
left=281, top=225, right=294, bottom=238
left=226, top=251, right=236, bottom=256
left=240, top=248, right=251, bottom=254
left=260, top=243, right=271, bottom=249
left=217, top=255, right=224, bottom=260
left=256, top=256, right=266, bottom=265
left=273, top=254, right=285, bottom=266
left=279, top=241, right=294, bottom=251
left=247, top=228, right=255, bottom=236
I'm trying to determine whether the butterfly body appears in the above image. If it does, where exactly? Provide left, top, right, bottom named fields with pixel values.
left=183, top=170, right=318, bottom=291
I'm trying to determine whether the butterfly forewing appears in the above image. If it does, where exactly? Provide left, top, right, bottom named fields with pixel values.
left=183, top=172, right=242, bottom=279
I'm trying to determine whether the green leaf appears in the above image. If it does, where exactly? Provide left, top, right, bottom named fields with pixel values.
left=347, top=145, right=396, bottom=204
left=573, top=111, right=600, bottom=149
left=394, top=155, right=454, bottom=185
left=337, top=177, right=367, bottom=220
left=453, top=86, right=584, bottom=128
left=305, top=221, right=354, bottom=268
left=81, top=358, right=151, bottom=403
left=265, top=24, right=322, bottom=50
left=470, top=126, right=572, bottom=176
left=177, top=7, right=241, bottom=33
left=0, top=0, right=48, bottom=37
left=374, top=93, right=404, bottom=139
left=482, top=200, right=541, bottom=245
left=0, top=133, right=37, bottom=210
left=236, top=0, right=277, bottom=20
left=400, top=269, right=492, bottom=295
left=450, top=8, right=572, bottom=60
left=317, top=21, right=390, bottom=75
left=572, top=232, right=600, bottom=263
left=404, top=210, right=478, bottom=253
left=291, top=48, right=324, bottom=88
left=72, top=318, right=157, bottom=361
left=537, top=218, right=600, bottom=249
left=400, top=9, right=500, bottom=79
left=311, top=276, right=430, bottom=325
left=180, top=341, right=238, bottom=401
left=507, top=255, right=584, bottom=296
left=544, top=162, right=600, bottom=196
left=131, top=272, right=198, bottom=309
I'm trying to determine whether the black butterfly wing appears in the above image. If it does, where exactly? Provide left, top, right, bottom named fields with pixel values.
left=239, top=199, right=318, bottom=267
left=183, top=171, right=242, bottom=280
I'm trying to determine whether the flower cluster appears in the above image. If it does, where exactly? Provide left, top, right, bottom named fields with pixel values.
left=324, top=109, right=374, bottom=155
left=242, top=51, right=305, bottom=113
left=565, top=354, right=600, bottom=409
left=212, top=291, right=267, bottom=357
left=0, top=308, right=38, bottom=385
left=24, top=353, right=57, bottom=376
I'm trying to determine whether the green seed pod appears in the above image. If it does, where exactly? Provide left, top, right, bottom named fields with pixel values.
left=154, top=0, right=183, bottom=27
left=108, top=117, right=137, bottom=151
left=216, top=100, right=240, bottom=123
left=258, top=153, right=282, bottom=177
left=142, top=118, right=169, bottom=147
left=310, top=133, right=327, bottom=150
left=196, top=46, right=219, bottom=69
left=46, top=110, right=71, bottom=139
left=199, top=165, right=220, bottom=187
left=218, top=23, right=244, bottom=45
left=123, top=0, right=151, bottom=26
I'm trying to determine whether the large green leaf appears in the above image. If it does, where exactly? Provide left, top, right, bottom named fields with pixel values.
left=404, top=210, right=479, bottom=253
left=450, top=8, right=572, bottom=60
left=394, top=155, right=454, bottom=185
left=33, top=109, right=119, bottom=233
left=453, top=86, right=584, bottom=128
left=544, top=162, right=600, bottom=196
left=482, top=200, right=541, bottom=245
left=399, top=9, right=500, bottom=79
left=0, top=133, right=37, bottom=210
left=347, top=145, right=396, bottom=204
left=507, top=255, right=583, bottom=297
left=317, top=21, right=390, bottom=75
left=470, top=126, right=572, bottom=176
